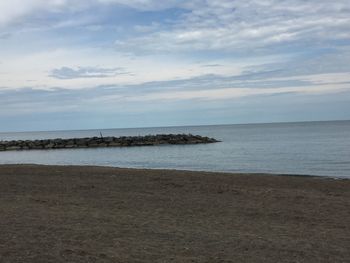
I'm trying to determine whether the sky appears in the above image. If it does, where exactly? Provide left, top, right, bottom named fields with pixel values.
left=0, top=0, right=350, bottom=132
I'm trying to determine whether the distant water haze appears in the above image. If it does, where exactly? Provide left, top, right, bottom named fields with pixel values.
left=0, top=121, right=349, bottom=178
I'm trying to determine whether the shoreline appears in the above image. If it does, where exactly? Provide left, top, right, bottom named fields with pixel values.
left=0, top=164, right=349, bottom=262
left=1, top=163, right=349, bottom=180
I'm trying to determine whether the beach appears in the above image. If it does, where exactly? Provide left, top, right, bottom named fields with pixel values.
left=0, top=164, right=349, bottom=262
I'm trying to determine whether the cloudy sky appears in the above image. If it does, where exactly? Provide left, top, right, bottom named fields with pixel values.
left=1, top=0, right=350, bottom=132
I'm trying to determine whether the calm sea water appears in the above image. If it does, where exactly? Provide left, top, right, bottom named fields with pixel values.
left=0, top=121, right=349, bottom=178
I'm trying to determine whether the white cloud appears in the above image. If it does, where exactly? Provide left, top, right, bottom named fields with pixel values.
left=125, top=83, right=350, bottom=102
left=114, top=0, right=350, bottom=52
left=1, top=0, right=350, bottom=100
left=50, top=66, right=129, bottom=79
left=2, top=1, right=349, bottom=52
left=0, top=0, right=185, bottom=28
left=96, top=0, right=186, bottom=10
left=0, top=0, right=69, bottom=27
left=0, top=46, right=250, bottom=90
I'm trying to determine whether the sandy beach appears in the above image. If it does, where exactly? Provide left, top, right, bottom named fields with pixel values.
left=0, top=164, right=349, bottom=262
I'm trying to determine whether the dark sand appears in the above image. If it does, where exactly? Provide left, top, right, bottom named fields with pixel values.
left=0, top=165, right=349, bottom=262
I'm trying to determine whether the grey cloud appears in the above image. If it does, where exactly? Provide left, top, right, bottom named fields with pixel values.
left=201, top=64, right=222, bottom=68
left=244, top=47, right=350, bottom=78
left=0, top=33, right=11, bottom=39
left=49, top=66, right=130, bottom=79
left=0, top=72, right=326, bottom=111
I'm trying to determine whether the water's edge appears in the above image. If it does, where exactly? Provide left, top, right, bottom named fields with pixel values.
left=2, top=163, right=348, bottom=180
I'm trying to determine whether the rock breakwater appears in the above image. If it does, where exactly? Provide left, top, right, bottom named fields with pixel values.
left=0, top=134, right=220, bottom=151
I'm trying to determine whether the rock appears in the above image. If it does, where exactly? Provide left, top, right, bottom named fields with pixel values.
left=0, top=134, right=220, bottom=152
left=44, top=143, right=55, bottom=149
left=103, top=137, right=114, bottom=143
left=87, top=142, right=100, bottom=147
left=108, top=142, right=121, bottom=147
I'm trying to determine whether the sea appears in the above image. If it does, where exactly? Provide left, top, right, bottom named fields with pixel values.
left=0, top=121, right=349, bottom=178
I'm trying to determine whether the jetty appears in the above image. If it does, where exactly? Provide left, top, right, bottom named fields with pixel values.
left=0, top=134, right=219, bottom=151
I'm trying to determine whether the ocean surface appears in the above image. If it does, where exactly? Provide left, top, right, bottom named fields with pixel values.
left=0, top=121, right=349, bottom=178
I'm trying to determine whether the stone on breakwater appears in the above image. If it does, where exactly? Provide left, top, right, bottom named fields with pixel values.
left=0, top=134, right=220, bottom=152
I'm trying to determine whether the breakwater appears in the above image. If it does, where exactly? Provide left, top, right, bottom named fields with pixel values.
left=0, top=134, right=219, bottom=151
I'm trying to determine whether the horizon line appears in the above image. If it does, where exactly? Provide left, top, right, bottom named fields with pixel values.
left=1, top=119, right=349, bottom=134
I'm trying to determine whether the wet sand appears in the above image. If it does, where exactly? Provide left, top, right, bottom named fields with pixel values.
left=0, top=164, right=349, bottom=262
